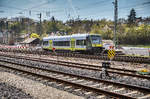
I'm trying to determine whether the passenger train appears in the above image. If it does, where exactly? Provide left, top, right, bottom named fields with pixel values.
left=42, top=34, right=104, bottom=53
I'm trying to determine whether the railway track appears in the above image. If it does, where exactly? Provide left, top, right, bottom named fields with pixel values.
left=55, top=53, right=150, bottom=64
left=0, top=53, right=149, bottom=80
left=0, top=48, right=150, bottom=63
left=0, top=58, right=150, bottom=99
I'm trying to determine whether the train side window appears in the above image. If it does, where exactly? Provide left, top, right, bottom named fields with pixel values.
left=53, top=41, right=70, bottom=46
left=53, top=41, right=58, bottom=46
left=53, top=41, right=56, bottom=46
left=76, top=40, right=86, bottom=46
left=43, top=41, right=49, bottom=46
left=64, top=41, right=70, bottom=46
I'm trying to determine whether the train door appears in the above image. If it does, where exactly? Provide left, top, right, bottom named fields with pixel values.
left=49, top=40, right=53, bottom=50
left=86, top=36, right=92, bottom=50
left=71, top=38, right=75, bottom=51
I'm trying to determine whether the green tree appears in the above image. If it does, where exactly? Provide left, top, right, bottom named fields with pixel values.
left=128, top=8, right=136, bottom=25
left=90, top=24, right=102, bottom=34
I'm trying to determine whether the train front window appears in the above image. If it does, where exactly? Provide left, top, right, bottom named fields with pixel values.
left=91, top=36, right=101, bottom=44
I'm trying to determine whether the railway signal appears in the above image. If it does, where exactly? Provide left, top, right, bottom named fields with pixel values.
left=52, top=47, right=58, bottom=63
left=100, top=62, right=110, bottom=79
left=101, top=46, right=115, bottom=78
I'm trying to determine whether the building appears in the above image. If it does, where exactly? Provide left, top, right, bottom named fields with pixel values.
left=20, top=38, right=40, bottom=46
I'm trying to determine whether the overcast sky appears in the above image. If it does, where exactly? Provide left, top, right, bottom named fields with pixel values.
left=0, top=0, right=150, bottom=21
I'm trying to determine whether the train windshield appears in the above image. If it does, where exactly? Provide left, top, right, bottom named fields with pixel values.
left=90, top=35, right=101, bottom=44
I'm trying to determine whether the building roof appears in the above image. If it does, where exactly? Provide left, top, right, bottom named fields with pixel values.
left=21, top=38, right=37, bottom=44
left=19, top=33, right=30, bottom=38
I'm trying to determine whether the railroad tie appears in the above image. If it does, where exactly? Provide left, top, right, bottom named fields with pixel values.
left=51, top=74, right=58, bottom=76
left=81, top=81, right=93, bottom=85
left=74, top=89, right=82, bottom=92
left=113, top=88, right=125, bottom=92
left=17, top=72, right=23, bottom=75
left=96, top=95, right=106, bottom=99
left=36, top=78, right=43, bottom=81
left=84, top=91, right=93, bottom=95
left=26, top=74, right=34, bottom=77
left=73, top=80, right=84, bottom=83
left=22, top=73, right=28, bottom=76
left=64, top=86, right=72, bottom=89
left=54, top=75, right=64, bottom=78
left=42, top=79, right=49, bottom=82
left=47, top=82, right=54, bottom=85
left=138, top=94, right=150, bottom=99
left=102, top=85, right=113, bottom=89
left=67, top=78, right=77, bottom=81
left=123, top=91, right=138, bottom=95
left=57, top=83, right=63, bottom=86
left=90, top=84, right=101, bottom=87
left=132, top=77, right=138, bottom=80
left=61, top=76, right=70, bottom=79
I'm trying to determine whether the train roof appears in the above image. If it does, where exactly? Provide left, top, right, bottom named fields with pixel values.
left=43, top=33, right=101, bottom=41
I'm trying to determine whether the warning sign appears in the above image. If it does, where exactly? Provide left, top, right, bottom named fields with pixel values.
left=108, top=46, right=115, bottom=60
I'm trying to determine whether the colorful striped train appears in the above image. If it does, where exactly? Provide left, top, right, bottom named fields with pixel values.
left=42, top=34, right=104, bottom=54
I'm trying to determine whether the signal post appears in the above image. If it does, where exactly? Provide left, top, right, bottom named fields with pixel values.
left=52, top=47, right=58, bottom=63
left=100, top=46, right=115, bottom=79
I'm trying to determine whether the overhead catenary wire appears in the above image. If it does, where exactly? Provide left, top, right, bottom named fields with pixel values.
left=67, top=0, right=78, bottom=18
left=0, top=0, right=149, bottom=21
left=76, top=0, right=108, bottom=11
left=76, top=0, right=150, bottom=20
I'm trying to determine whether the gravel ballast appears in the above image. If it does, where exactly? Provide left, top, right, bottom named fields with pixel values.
left=0, top=71, right=84, bottom=99
left=0, top=56, right=150, bottom=88
left=0, top=82, right=33, bottom=99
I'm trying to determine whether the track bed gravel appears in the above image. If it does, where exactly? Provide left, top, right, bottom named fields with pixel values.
left=0, top=55, right=150, bottom=89
left=2, top=52, right=150, bottom=71
left=0, top=71, right=84, bottom=99
left=0, top=82, right=33, bottom=99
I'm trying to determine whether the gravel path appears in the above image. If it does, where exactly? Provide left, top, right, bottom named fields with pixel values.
left=0, top=71, right=84, bottom=99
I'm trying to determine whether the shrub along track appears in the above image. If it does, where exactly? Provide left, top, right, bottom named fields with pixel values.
left=0, top=56, right=150, bottom=99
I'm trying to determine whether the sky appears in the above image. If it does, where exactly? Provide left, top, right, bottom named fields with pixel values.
left=0, top=0, right=150, bottom=22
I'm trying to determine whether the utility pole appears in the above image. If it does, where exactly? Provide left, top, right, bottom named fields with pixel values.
left=39, top=13, right=42, bottom=36
left=37, top=13, right=42, bottom=45
left=37, top=13, right=42, bottom=36
left=6, top=21, right=9, bottom=44
left=28, top=11, right=31, bottom=35
left=113, top=0, right=118, bottom=49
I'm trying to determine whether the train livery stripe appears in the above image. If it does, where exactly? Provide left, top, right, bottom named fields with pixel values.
left=48, top=47, right=86, bottom=51
left=92, top=44, right=102, bottom=47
